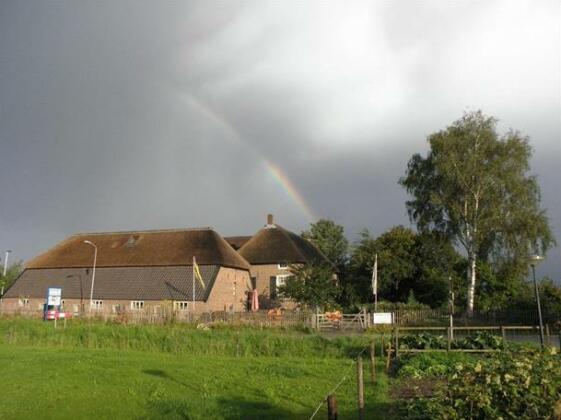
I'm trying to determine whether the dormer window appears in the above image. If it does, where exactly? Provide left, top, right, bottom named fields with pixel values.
left=125, top=235, right=140, bottom=248
left=278, top=263, right=288, bottom=270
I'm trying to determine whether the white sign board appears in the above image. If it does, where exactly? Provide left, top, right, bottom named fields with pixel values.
left=47, top=287, right=62, bottom=306
left=372, top=312, right=393, bottom=325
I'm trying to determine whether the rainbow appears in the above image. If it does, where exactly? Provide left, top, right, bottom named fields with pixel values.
left=263, top=159, right=317, bottom=221
left=178, top=93, right=317, bottom=221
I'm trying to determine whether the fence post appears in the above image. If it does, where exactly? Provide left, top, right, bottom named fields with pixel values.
left=545, top=324, right=550, bottom=346
left=327, top=394, right=338, bottom=420
left=386, top=342, right=392, bottom=372
left=370, top=340, right=376, bottom=384
left=394, top=326, right=399, bottom=358
left=357, top=356, right=364, bottom=420
left=501, top=326, right=506, bottom=348
left=446, top=327, right=451, bottom=351
left=381, top=335, right=385, bottom=357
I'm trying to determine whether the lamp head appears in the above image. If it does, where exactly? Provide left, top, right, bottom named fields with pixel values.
left=529, top=254, right=544, bottom=266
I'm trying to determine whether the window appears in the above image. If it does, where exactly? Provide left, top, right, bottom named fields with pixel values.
left=173, top=301, right=189, bottom=311
left=91, top=300, right=103, bottom=310
left=130, top=301, right=144, bottom=310
left=112, top=304, right=122, bottom=314
left=18, top=298, right=29, bottom=307
left=278, top=263, right=288, bottom=270
left=276, top=274, right=290, bottom=287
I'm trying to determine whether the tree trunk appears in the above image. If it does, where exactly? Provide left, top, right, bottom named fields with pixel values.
left=467, top=252, right=477, bottom=316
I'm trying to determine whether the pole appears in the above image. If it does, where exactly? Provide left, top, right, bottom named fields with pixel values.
left=84, top=241, right=97, bottom=317
left=1, top=250, right=11, bottom=298
left=327, top=394, right=338, bottom=420
left=357, top=356, right=364, bottom=420
left=192, top=256, right=196, bottom=313
left=531, top=264, right=545, bottom=348
left=370, top=340, right=376, bottom=384
left=373, top=254, right=378, bottom=313
left=2, top=250, right=10, bottom=277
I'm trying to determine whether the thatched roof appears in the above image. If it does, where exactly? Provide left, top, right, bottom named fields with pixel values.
left=238, top=224, right=332, bottom=266
left=224, top=236, right=252, bottom=250
left=25, top=228, right=250, bottom=271
left=4, top=266, right=221, bottom=301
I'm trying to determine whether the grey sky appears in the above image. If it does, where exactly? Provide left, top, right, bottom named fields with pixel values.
left=1, top=1, right=560, bottom=280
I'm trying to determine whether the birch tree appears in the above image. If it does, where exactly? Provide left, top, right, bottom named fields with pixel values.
left=400, top=111, right=554, bottom=315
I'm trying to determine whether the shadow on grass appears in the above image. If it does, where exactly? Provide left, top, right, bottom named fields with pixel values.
left=216, top=396, right=302, bottom=420
left=144, top=396, right=302, bottom=420
left=142, top=369, right=198, bottom=393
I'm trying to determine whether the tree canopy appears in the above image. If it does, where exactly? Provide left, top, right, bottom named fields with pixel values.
left=400, top=111, right=555, bottom=314
left=301, top=219, right=349, bottom=270
left=278, top=263, right=339, bottom=310
left=348, top=226, right=461, bottom=308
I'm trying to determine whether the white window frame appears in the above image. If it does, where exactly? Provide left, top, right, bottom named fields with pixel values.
left=130, top=300, right=144, bottom=310
left=91, top=300, right=103, bottom=310
left=173, top=301, right=189, bottom=311
left=278, top=263, right=289, bottom=270
left=276, top=274, right=290, bottom=287
left=18, top=298, right=30, bottom=307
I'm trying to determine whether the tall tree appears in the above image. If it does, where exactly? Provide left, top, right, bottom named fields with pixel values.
left=400, top=111, right=555, bottom=315
left=349, top=227, right=461, bottom=307
left=302, top=219, right=349, bottom=270
left=278, top=263, right=339, bottom=310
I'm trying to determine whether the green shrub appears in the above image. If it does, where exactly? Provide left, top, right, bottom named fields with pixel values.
left=452, top=331, right=504, bottom=350
left=404, top=349, right=561, bottom=419
left=399, top=333, right=447, bottom=350
left=398, top=352, right=477, bottom=379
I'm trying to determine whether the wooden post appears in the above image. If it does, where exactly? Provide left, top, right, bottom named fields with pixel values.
left=381, top=335, right=385, bottom=357
left=501, top=326, right=506, bottom=348
left=545, top=324, right=550, bottom=346
left=446, top=327, right=451, bottom=351
left=357, top=356, right=364, bottom=420
left=394, top=326, right=399, bottom=358
left=54, top=317, right=57, bottom=329
left=370, top=340, right=376, bottom=384
left=327, top=394, right=338, bottom=420
left=386, top=344, right=391, bottom=372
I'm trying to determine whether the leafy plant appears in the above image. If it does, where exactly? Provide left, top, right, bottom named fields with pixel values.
left=404, top=348, right=561, bottom=419
left=398, top=352, right=477, bottom=379
left=453, top=331, right=504, bottom=350
left=399, top=333, right=447, bottom=350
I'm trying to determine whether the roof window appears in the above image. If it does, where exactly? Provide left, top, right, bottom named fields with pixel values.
left=125, top=235, right=140, bottom=248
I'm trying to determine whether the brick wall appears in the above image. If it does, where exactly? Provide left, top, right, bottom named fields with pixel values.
left=0, top=267, right=252, bottom=317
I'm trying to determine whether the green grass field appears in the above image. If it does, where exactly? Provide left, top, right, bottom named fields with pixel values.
left=0, top=319, right=393, bottom=419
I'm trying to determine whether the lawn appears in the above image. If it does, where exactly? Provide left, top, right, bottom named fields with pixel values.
left=0, top=319, right=394, bottom=419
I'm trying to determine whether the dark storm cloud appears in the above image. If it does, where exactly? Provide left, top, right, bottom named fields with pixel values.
left=0, top=1, right=559, bottom=279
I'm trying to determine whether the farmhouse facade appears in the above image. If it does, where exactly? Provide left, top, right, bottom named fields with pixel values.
left=2, top=229, right=251, bottom=316
left=238, top=214, right=333, bottom=307
left=2, top=215, right=332, bottom=316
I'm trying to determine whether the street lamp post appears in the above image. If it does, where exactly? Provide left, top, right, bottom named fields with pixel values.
left=84, top=240, right=98, bottom=316
left=529, top=255, right=545, bottom=349
left=1, top=250, right=12, bottom=298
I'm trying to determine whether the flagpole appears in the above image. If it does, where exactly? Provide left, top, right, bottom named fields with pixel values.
left=192, top=256, right=196, bottom=312
left=373, top=254, right=378, bottom=313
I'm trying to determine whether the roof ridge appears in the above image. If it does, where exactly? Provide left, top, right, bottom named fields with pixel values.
left=275, top=225, right=308, bottom=262
left=70, top=227, right=214, bottom=236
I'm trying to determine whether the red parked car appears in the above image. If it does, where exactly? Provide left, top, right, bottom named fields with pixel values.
left=43, top=304, right=71, bottom=321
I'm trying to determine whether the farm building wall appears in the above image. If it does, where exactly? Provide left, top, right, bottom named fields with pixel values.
left=0, top=267, right=251, bottom=317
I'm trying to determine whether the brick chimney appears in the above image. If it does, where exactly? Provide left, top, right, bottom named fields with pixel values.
left=266, top=214, right=274, bottom=227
